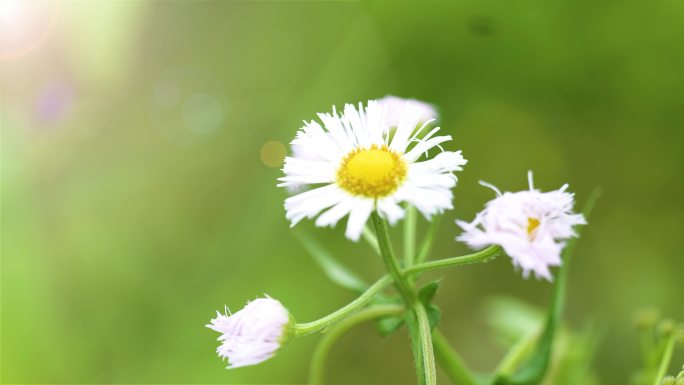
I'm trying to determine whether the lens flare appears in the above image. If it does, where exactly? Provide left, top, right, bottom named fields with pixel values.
left=0, top=0, right=59, bottom=60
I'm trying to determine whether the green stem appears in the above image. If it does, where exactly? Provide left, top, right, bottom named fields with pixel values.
left=372, top=212, right=436, bottom=385
left=433, top=329, right=478, bottom=385
left=308, top=304, right=404, bottom=385
left=404, top=245, right=502, bottom=276
left=414, top=302, right=438, bottom=385
left=404, top=205, right=417, bottom=267
left=295, top=247, right=500, bottom=336
left=487, top=332, right=538, bottom=385
left=653, top=334, right=677, bottom=385
left=416, top=217, right=440, bottom=265
left=295, top=276, right=392, bottom=335
left=362, top=225, right=381, bottom=256
left=371, top=212, right=415, bottom=303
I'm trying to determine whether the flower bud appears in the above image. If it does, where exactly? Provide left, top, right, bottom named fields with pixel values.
left=663, top=376, right=676, bottom=385
left=207, top=297, right=295, bottom=369
left=658, top=318, right=676, bottom=336
left=676, top=325, right=684, bottom=346
left=634, top=307, right=660, bottom=329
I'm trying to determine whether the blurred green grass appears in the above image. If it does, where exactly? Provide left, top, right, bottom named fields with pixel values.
left=1, top=0, right=683, bottom=383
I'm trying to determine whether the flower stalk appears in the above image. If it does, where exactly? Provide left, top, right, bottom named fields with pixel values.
left=295, top=276, right=393, bottom=336
left=371, top=211, right=437, bottom=385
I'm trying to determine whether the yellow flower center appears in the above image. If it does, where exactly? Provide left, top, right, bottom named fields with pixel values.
left=337, top=145, right=408, bottom=198
left=527, top=217, right=540, bottom=240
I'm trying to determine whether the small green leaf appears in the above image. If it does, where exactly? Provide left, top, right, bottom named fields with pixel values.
left=294, top=232, right=368, bottom=293
left=427, top=304, right=442, bottom=330
left=373, top=296, right=405, bottom=336
left=376, top=315, right=405, bottom=337
left=418, top=280, right=441, bottom=305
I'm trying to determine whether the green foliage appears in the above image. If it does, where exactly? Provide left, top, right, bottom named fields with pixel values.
left=632, top=310, right=684, bottom=385
left=295, top=232, right=368, bottom=293
left=418, top=280, right=441, bottom=305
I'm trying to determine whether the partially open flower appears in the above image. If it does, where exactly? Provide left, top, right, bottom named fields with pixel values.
left=456, top=172, right=586, bottom=281
left=207, top=297, right=294, bottom=369
left=279, top=100, right=466, bottom=241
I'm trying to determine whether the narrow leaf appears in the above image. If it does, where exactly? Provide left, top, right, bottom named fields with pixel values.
left=295, top=232, right=368, bottom=293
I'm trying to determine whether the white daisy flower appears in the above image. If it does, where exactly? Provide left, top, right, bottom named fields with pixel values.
left=207, top=297, right=294, bottom=369
left=456, top=171, right=586, bottom=281
left=279, top=100, right=467, bottom=241
left=378, top=95, right=439, bottom=127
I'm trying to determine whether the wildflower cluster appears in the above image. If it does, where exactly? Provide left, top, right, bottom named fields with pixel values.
left=205, top=96, right=591, bottom=384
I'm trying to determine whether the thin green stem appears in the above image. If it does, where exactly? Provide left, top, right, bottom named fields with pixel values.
left=433, top=329, right=478, bottom=385
left=404, top=205, right=417, bottom=267
left=371, top=212, right=415, bottom=303
left=487, top=332, right=538, bottom=385
left=404, top=245, right=502, bottom=276
left=653, top=334, right=677, bottom=385
left=295, top=276, right=392, bottom=336
left=308, top=304, right=404, bottom=385
left=416, top=217, right=440, bottom=265
left=294, top=247, right=500, bottom=336
left=362, top=225, right=381, bottom=256
left=414, top=302, right=437, bottom=385
left=372, top=212, right=433, bottom=385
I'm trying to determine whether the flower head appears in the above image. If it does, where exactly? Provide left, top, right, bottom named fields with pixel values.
left=378, top=95, right=439, bottom=127
left=207, top=297, right=294, bottom=369
left=456, top=172, right=586, bottom=281
left=279, top=100, right=466, bottom=241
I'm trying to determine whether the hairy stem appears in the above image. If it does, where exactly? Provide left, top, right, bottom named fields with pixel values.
left=372, top=212, right=436, bottom=385
left=403, top=245, right=502, bottom=276
left=415, top=302, right=438, bottom=385
left=296, top=247, right=500, bottom=335
left=295, top=276, right=392, bottom=336
left=371, top=212, right=415, bottom=303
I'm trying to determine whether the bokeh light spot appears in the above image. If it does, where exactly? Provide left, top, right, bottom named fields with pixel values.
left=154, top=81, right=182, bottom=108
left=260, top=141, right=286, bottom=168
left=181, top=93, right=223, bottom=135
left=35, top=80, right=74, bottom=124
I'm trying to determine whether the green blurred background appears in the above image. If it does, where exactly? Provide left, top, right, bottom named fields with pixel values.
left=2, top=0, right=683, bottom=383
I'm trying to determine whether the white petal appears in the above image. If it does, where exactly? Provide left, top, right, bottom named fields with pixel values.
left=316, top=196, right=355, bottom=227
left=345, top=198, right=374, bottom=241
left=285, top=184, right=346, bottom=226
left=403, top=134, right=453, bottom=163
left=377, top=198, right=405, bottom=225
